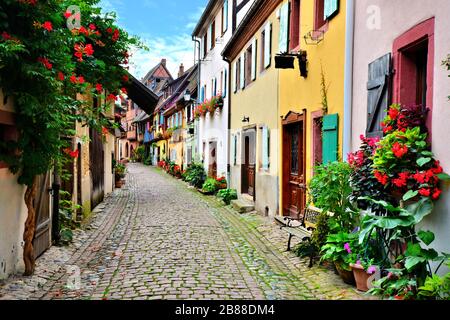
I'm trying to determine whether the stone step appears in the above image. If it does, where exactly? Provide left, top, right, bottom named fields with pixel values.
left=231, top=199, right=255, bottom=214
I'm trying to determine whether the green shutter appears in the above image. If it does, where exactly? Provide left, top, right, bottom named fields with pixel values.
left=322, top=114, right=339, bottom=163
left=324, top=0, right=339, bottom=20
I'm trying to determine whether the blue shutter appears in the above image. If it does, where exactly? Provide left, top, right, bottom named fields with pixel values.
left=200, top=86, right=205, bottom=102
left=223, top=0, right=228, bottom=31
left=223, top=68, right=227, bottom=98
left=322, top=114, right=339, bottom=163
left=214, top=77, right=217, bottom=96
left=324, top=0, right=339, bottom=20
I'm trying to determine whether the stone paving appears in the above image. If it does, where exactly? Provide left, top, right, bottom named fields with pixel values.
left=0, top=163, right=369, bottom=300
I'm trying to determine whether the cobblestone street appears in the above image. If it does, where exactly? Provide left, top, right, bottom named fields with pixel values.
left=0, top=164, right=367, bottom=300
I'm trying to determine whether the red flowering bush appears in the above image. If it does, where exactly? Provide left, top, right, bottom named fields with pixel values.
left=373, top=105, right=449, bottom=203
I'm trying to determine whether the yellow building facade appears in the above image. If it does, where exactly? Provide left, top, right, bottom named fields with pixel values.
left=223, top=0, right=282, bottom=217
left=278, top=0, right=346, bottom=217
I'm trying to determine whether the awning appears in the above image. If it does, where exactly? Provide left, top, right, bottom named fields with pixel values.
left=124, top=74, right=159, bottom=115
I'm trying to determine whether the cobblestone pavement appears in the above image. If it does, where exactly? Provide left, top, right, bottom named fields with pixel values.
left=0, top=163, right=369, bottom=300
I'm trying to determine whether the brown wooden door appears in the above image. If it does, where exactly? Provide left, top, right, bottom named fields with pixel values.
left=241, top=130, right=256, bottom=198
left=89, top=128, right=105, bottom=211
left=283, top=118, right=306, bottom=218
left=33, top=172, right=51, bottom=259
left=208, top=141, right=217, bottom=178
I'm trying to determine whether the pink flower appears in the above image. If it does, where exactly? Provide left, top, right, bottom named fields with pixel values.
left=367, top=266, right=377, bottom=275
left=344, top=243, right=351, bottom=254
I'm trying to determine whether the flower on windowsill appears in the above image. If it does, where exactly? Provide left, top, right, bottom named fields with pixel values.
left=344, top=243, right=352, bottom=254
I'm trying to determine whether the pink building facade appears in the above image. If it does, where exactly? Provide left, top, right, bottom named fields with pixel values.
left=350, top=0, right=450, bottom=260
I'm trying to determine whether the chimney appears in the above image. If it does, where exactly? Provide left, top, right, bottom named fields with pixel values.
left=178, top=63, right=185, bottom=78
left=161, top=58, right=167, bottom=67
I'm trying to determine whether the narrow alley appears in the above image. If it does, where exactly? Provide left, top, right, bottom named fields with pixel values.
left=1, top=164, right=364, bottom=300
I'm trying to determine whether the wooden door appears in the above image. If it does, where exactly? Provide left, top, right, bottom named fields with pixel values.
left=33, top=172, right=52, bottom=259
left=89, top=128, right=105, bottom=211
left=208, top=141, right=217, bottom=178
left=282, top=112, right=306, bottom=218
left=241, top=129, right=256, bottom=198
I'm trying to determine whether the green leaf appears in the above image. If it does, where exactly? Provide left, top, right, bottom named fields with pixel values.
left=406, top=197, right=434, bottom=224
left=418, top=230, right=435, bottom=246
left=403, top=190, right=419, bottom=201
left=437, top=173, right=450, bottom=181
left=421, top=151, right=434, bottom=156
left=417, top=157, right=432, bottom=167
left=416, top=141, right=427, bottom=148
left=405, top=256, right=427, bottom=271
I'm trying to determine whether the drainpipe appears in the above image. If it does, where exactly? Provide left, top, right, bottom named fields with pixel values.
left=192, top=36, right=201, bottom=162
left=343, top=0, right=355, bottom=159
left=223, top=56, right=232, bottom=186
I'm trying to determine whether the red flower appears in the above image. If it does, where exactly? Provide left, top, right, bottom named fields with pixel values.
left=64, top=148, right=79, bottom=159
left=1, top=31, right=12, bottom=40
left=112, top=29, right=120, bottom=42
left=70, top=75, right=78, bottom=84
left=77, top=76, right=85, bottom=84
left=42, top=21, right=53, bottom=32
left=106, top=27, right=113, bottom=34
left=84, top=44, right=94, bottom=56
left=392, top=178, right=407, bottom=188
left=419, top=188, right=431, bottom=197
left=57, top=72, right=65, bottom=81
left=37, top=57, right=52, bottom=70
left=89, top=24, right=97, bottom=30
left=102, top=127, right=109, bottom=135
left=413, top=171, right=427, bottom=184
left=383, top=126, right=393, bottom=134
left=64, top=11, right=71, bottom=19
left=374, top=171, right=389, bottom=186
left=106, top=94, right=117, bottom=102
left=432, top=189, right=442, bottom=200
left=432, top=161, right=443, bottom=174
left=392, top=142, right=408, bottom=158
left=398, top=172, right=410, bottom=181
left=95, top=83, right=103, bottom=93
left=347, top=153, right=356, bottom=166
left=388, top=107, right=400, bottom=120
left=122, top=75, right=129, bottom=82
left=121, top=87, right=128, bottom=95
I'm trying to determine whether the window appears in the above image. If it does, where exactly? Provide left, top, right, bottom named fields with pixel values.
left=211, top=20, right=216, bottom=50
left=235, top=58, right=241, bottom=92
left=312, top=113, right=323, bottom=173
left=290, top=0, right=300, bottom=50
left=220, top=71, right=224, bottom=95
left=261, top=126, right=270, bottom=171
left=261, top=23, right=272, bottom=71
left=315, top=0, right=339, bottom=30
left=203, top=33, right=208, bottom=58
left=245, top=45, right=252, bottom=86
left=393, top=17, right=434, bottom=131
left=222, top=0, right=228, bottom=34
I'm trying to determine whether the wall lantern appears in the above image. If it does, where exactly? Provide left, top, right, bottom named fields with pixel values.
left=242, top=116, right=250, bottom=123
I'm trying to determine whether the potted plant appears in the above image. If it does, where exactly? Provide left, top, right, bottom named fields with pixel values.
left=321, top=231, right=360, bottom=285
left=200, top=177, right=218, bottom=195
left=216, top=176, right=227, bottom=190
left=349, top=259, right=379, bottom=292
left=114, top=162, right=126, bottom=188
left=217, top=189, right=238, bottom=205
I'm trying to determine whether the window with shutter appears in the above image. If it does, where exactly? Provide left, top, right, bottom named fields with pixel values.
left=322, top=113, right=339, bottom=164
left=223, top=0, right=229, bottom=33
left=200, top=86, right=205, bottom=102
left=223, top=68, right=227, bottom=98
left=233, top=61, right=237, bottom=93
left=263, top=23, right=272, bottom=69
left=240, top=53, right=245, bottom=89
left=366, top=53, right=392, bottom=138
left=251, top=39, right=257, bottom=81
left=279, top=2, right=289, bottom=53
left=324, top=0, right=339, bottom=20
left=290, top=0, right=300, bottom=50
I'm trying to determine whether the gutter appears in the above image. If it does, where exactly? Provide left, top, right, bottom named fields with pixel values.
left=223, top=56, right=232, bottom=186
left=343, top=0, right=355, bottom=159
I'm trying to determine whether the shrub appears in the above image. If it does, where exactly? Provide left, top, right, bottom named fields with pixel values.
left=217, top=189, right=238, bottom=205
left=202, top=177, right=218, bottom=193
left=183, top=163, right=206, bottom=189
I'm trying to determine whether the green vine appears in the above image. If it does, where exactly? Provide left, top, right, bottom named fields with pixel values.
left=0, top=0, right=145, bottom=275
left=320, top=63, right=330, bottom=114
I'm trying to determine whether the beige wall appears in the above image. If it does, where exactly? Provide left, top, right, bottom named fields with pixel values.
left=352, top=0, right=450, bottom=262
left=230, top=8, right=281, bottom=216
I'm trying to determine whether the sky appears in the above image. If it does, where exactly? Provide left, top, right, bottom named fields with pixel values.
left=99, top=0, right=208, bottom=79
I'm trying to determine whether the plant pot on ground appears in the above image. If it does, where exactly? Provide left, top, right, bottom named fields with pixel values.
left=350, top=263, right=378, bottom=292
left=335, top=262, right=356, bottom=286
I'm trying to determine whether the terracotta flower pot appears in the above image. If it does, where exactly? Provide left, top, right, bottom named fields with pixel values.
left=350, top=264, right=372, bottom=292
left=335, top=262, right=356, bottom=286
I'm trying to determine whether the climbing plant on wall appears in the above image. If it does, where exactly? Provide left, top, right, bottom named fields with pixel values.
left=0, top=0, right=143, bottom=276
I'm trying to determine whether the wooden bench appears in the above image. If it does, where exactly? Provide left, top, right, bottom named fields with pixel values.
left=277, top=206, right=322, bottom=267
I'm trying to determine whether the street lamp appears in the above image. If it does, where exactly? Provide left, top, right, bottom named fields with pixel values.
left=184, top=89, right=192, bottom=103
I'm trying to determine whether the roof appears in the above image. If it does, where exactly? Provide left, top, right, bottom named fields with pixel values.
left=192, top=0, right=221, bottom=36
left=162, top=65, right=198, bottom=115
left=142, top=60, right=173, bottom=84
left=133, top=111, right=150, bottom=124
left=124, top=74, right=159, bottom=116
